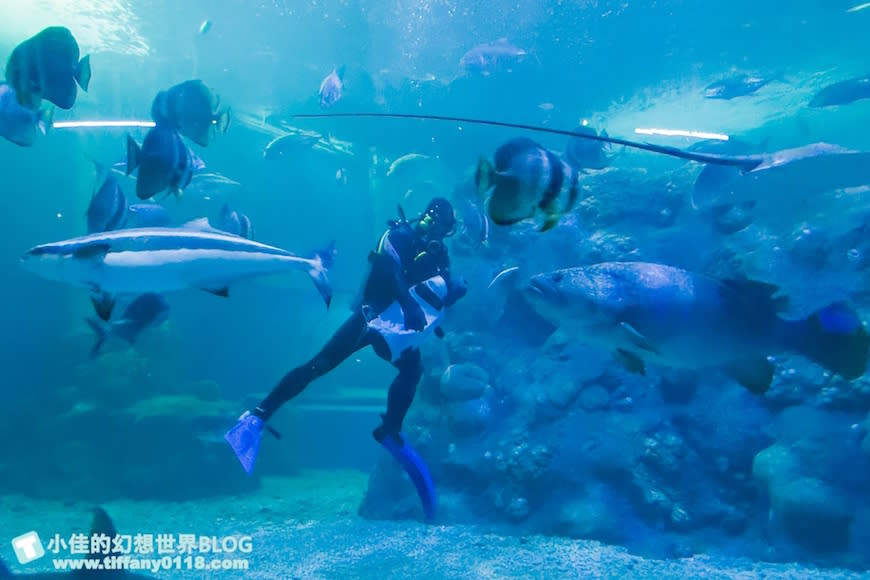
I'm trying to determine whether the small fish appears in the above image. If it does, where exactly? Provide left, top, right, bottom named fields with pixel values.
left=319, top=65, right=345, bottom=109
left=564, top=123, right=612, bottom=171
left=215, top=203, right=254, bottom=239
left=488, top=266, right=519, bottom=290
left=386, top=153, right=430, bottom=177
left=187, top=171, right=242, bottom=199
left=21, top=224, right=336, bottom=308
left=151, top=79, right=230, bottom=147
left=86, top=173, right=128, bottom=234
left=126, top=126, right=196, bottom=200
left=128, top=203, right=171, bottom=227
left=4, top=26, right=91, bottom=110
left=455, top=194, right=490, bottom=248
left=199, top=19, right=213, bottom=36
left=459, top=38, right=528, bottom=76
left=475, top=137, right=579, bottom=232
left=703, top=74, right=773, bottom=99
left=524, top=262, right=870, bottom=393
left=263, top=133, right=321, bottom=159
left=0, top=82, right=53, bottom=146
left=86, top=292, right=170, bottom=357
left=809, top=74, right=870, bottom=107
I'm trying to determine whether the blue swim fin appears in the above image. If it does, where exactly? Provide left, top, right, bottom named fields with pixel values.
left=379, top=433, right=437, bottom=521
left=224, top=411, right=264, bottom=474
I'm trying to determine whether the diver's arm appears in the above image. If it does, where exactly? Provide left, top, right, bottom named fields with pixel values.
left=437, top=253, right=468, bottom=307
left=385, top=227, right=427, bottom=330
left=394, top=264, right=427, bottom=331
left=391, top=259, right=417, bottom=309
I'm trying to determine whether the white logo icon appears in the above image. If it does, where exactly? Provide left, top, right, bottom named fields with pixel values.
left=12, top=531, right=45, bottom=564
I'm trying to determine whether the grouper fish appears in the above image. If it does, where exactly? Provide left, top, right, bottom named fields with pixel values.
left=523, top=262, right=869, bottom=393
left=20, top=222, right=335, bottom=319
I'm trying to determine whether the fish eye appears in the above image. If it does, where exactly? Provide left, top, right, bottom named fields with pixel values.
left=551, top=272, right=564, bottom=283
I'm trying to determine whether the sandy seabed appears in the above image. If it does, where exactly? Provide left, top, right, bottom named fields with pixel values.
left=1, top=470, right=867, bottom=579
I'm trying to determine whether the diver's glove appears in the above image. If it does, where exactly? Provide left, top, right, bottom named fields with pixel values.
left=403, top=302, right=427, bottom=331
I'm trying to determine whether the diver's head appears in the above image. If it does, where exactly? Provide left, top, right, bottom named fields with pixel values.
left=415, top=197, right=456, bottom=240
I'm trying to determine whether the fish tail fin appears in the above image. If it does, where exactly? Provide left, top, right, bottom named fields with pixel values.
left=85, top=317, right=109, bottom=358
left=77, top=54, right=92, bottom=92
left=125, top=135, right=140, bottom=175
left=88, top=157, right=109, bottom=186
left=309, top=241, right=337, bottom=308
left=91, top=291, right=115, bottom=321
left=216, top=107, right=231, bottom=135
left=475, top=157, right=495, bottom=198
left=787, top=302, right=870, bottom=379
left=37, top=105, right=55, bottom=135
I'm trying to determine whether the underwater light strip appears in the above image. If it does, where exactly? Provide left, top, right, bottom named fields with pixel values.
left=847, top=2, right=870, bottom=13
left=52, top=120, right=156, bottom=129
left=634, top=128, right=729, bottom=141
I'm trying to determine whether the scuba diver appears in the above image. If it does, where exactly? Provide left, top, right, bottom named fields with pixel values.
left=225, top=197, right=467, bottom=520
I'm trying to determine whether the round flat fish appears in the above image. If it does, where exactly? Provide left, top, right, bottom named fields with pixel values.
left=5, top=26, right=91, bottom=110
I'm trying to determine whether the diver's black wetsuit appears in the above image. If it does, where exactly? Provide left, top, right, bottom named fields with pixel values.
left=254, top=218, right=463, bottom=439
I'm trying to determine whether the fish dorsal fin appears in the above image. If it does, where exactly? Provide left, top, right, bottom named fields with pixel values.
left=182, top=217, right=243, bottom=237
left=720, top=278, right=779, bottom=295
left=88, top=506, right=121, bottom=564
left=181, top=217, right=222, bottom=233
left=720, top=278, right=787, bottom=310
left=90, top=506, right=118, bottom=539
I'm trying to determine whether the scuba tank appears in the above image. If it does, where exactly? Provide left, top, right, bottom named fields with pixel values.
left=365, top=274, right=449, bottom=362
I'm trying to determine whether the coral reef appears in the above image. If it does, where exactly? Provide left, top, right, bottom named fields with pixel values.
left=361, top=168, right=870, bottom=569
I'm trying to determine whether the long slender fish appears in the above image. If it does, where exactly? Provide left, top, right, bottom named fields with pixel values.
left=292, top=112, right=766, bottom=171
left=21, top=223, right=335, bottom=307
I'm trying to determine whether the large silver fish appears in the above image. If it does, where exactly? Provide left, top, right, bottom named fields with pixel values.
left=21, top=222, right=334, bottom=310
left=523, top=262, right=869, bottom=393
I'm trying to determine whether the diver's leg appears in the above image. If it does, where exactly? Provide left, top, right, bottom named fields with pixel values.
left=226, top=312, right=370, bottom=473
left=255, top=311, right=369, bottom=421
left=373, top=347, right=424, bottom=444
left=370, top=347, right=437, bottom=519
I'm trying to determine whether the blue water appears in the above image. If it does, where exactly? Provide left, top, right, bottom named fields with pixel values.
left=2, top=1, right=870, bottom=577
